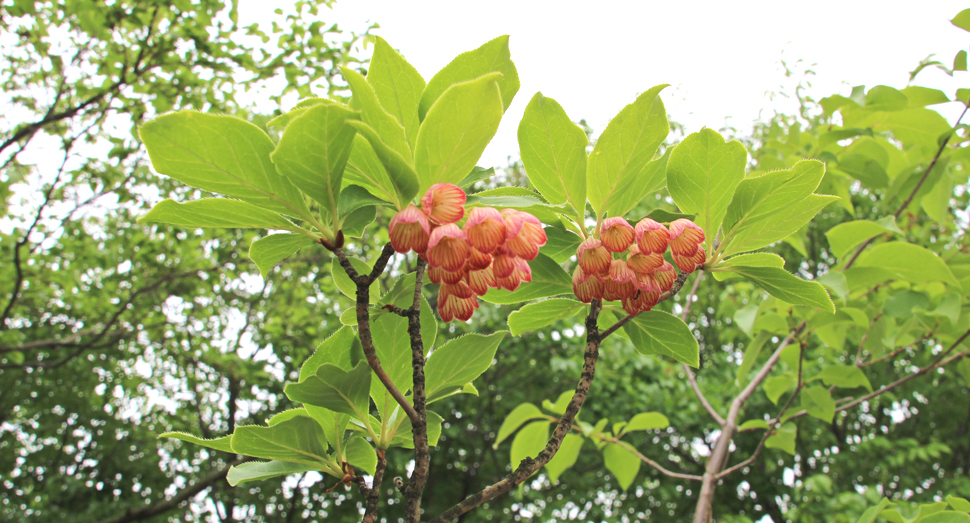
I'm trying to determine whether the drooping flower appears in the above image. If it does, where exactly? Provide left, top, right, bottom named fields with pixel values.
left=389, top=204, right=431, bottom=254
left=503, top=210, right=547, bottom=261
left=421, top=183, right=467, bottom=224
left=653, top=261, right=677, bottom=292
left=576, top=237, right=612, bottom=276
left=438, top=294, right=478, bottom=322
left=491, top=249, right=518, bottom=279
left=466, top=266, right=496, bottom=296
left=426, top=224, right=470, bottom=271
left=466, top=247, right=493, bottom=271
left=673, top=245, right=706, bottom=273
left=622, top=289, right=661, bottom=316
left=627, top=243, right=664, bottom=274
left=440, top=280, right=475, bottom=301
left=668, top=219, right=705, bottom=256
left=496, top=271, right=523, bottom=292
left=603, top=275, right=637, bottom=301
left=600, top=217, right=635, bottom=253
left=608, top=259, right=635, bottom=284
left=464, top=207, right=507, bottom=254
left=513, top=257, right=533, bottom=283
left=634, top=271, right=660, bottom=294
left=572, top=265, right=605, bottom=303
left=635, top=218, right=670, bottom=255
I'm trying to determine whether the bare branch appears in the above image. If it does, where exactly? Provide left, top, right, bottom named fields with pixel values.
left=404, top=258, right=429, bottom=523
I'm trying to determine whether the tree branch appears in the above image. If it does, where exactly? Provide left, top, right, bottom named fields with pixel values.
left=677, top=272, right=726, bottom=427
left=360, top=451, right=388, bottom=523
left=404, top=258, right=429, bottom=523
left=598, top=270, right=691, bottom=341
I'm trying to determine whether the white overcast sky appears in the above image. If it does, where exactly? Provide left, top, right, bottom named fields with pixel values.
left=240, top=0, right=970, bottom=167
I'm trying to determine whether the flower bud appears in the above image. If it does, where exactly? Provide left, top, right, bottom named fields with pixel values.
left=491, top=249, right=518, bottom=279
left=389, top=204, right=431, bottom=254
left=466, top=247, right=493, bottom=271
left=601, top=217, right=635, bottom=253
left=421, top=183, right=467, bottom=224
left=654, top=261, right=677, bottom=292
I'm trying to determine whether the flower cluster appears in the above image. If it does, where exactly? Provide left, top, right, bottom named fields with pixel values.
left=389, top=183, right=548, bottom=322
left=572, top=217, right=705, bottom=315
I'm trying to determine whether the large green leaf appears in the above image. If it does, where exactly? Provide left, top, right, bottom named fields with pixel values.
left=621, top=412, right=670, bottom=434
left=140, top=111, right=310, bottom=219
left=855, top=242, right=960, bottom=286
left=424, top=331, right=507, bottom=402
left=344, top=134, right=414, bottom=206
left=227, top=461, right=320, bottom=486
left=419, top=35, right=519, bottom=120
left=414, top=73, right=504, bottom=193
left=622, top=311, right=700, bottom=367
left=344, top=436, right=377, bottom=475
left=507, top=298, right=584, bottom=335
left=604, top=148, right=671, bottom=220
left=811, top=365, right=873, bottom=392
left=284, top=362, right=372, bottom=418
left=331, top=256, right=381, bottom=303
left=249, top=233, right=315, bottom=278
left=139, top=199, right=298, bottom=231
left=726, top=266, right=835, bottom=312
left=724, top=194, right=840, bottom=256
left=479, top=253, right=572, bottom=304
left=855, top=498, right=895, bottom=523
left=494, top=403, right=547, bottom=448
left=270, top=103, right=361, bottom=223
left=825, top=217, right=901, bottom=260
left=800, top=385, right=836, bottom=422
left=158, top=432, right=234, bottom=454
left=545, top=433, right=583, bottom=484
left=541, top=224, right=584, bottom=263
left=586, top=84, right=669, bottom=218
left=765, top=422, right=797, bottom=456
left=666, top=128, right=747, bottom=250
left=602, top=443, right=640, bottom=491
left=517, top=92, right=588, bottom=216
left=230, top=416, right=331, bottom=466
left=342, top=66, right=411, bottom=161
left=300, top=327, right=357, bottom=380
left=368, top=313, right=412, bottom=416
left=721, top=160, right=826, bottom=248
left=367, top=37, right=426, bottom=149
left=509, top=420, right=549, bottom=472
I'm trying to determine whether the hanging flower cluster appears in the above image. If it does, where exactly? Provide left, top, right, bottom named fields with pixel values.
left=572, top=217, right=705, bottom=315
left=389, top=183, right=548, bottom=322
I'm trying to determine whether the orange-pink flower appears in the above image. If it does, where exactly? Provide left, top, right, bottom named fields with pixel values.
left=635, top=218, right=670, bottom=255
left=389, top=204, right=431, bottom=254
left=601, top=217, right=635, bottom=253
left=421, top=183, right=467, bottom=224
left=577, top=238, right=611, bottom=276
left=654, top=261, right=677, bottom=292
left=603, top=275, right=637, bottom=301
left=668, top=219, right=705, bottom=256
left=466, top=266, right=496, bottom=296
left=503, top=210, right=547, bottom=261
left=426, top=224, right=470, bottom=271
left=438, top=294, right=478, bottom=322
left=622, top=290, right=661, bottom=316
left=466, top=247, right=493, bottom=271
left=464, top=207, right=507, bottom=254
left=572, top=265, right=605, bottom=303
left=427, top=265, right=465, bottom=285
left=496, top=271, right=523, bottom=292
left=491, top=249, right=518, bottom=279
left=673, top=245, right=706, bottom=273
left=627, top=244, right=664, bottom=273
left=440, top=280, right=474, bottom=301
left=513, top=257, right=533, bottom=283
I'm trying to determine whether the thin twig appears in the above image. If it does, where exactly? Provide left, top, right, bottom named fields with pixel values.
left=677, top=272, right=726, bottom=427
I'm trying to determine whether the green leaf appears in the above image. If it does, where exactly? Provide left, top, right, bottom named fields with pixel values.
left=389, top=411, right=444, bottom=449
left=825, top=218, right=901, bottom=260
left=622, top=311, right=700, bottom=367
left=158, top=432, right=234, bottom=454
left=367, top=37, right=426, bottom=149
left=765, top=422, right=797, bottom=456
left=419, top=35, right=519, bottom=120
left=230, top=416, right=331, bottom=466
left=140, top=111, right=310, bottom=219
left=605, top=148, right=671, bottom=220
left=737, top=332, right=772, bottom=387
left=345, top=134, right=415, bottom=206
left=722, top=160, right=826, bottom=251
left=368, top=313, right=412, bottom=410
left=957, top=358, right=970, bottom=387
left=510, top=420, right=549, bottom=473
left=724, top=194, right=840, bottom=256
left=620, top=412, right=670, bottom=434
left=764, top=374, right=796, bottom=404
left=666, top=128, right=747, bottom=250
left=250, top=233, right=315, bottom=278
left=494, top=403, right=547, bottom=448
left=812, top=365, right=873, bottom=392
left=140, top=199, right=297, bottom=231
left=855, top=242, right=960, bottom=286
left=331, top=257, right=380, bottom=303
left=817, top=272, right=850, bottom=303
left=344, top=436, right=377, bottom=475
left=800, top=385, right=836, bottom=422
left=856, top=498, right=895, bottom=523
left=738, top=419, right=770, bottom=431
left=425, top=331, right=506, bottom=402
left=339, top=185, right=386, bottom=217
left=645, top=209, right=696, bottom=223
left=507, top=298, right=584, bottom=335
left=300, top=327, right=357, bottom=380
left=414, top=73, right=504, bottom=193
left=714, top=252, right=785, bottom=281
left=947, top=495, right=970, bottom=513
left=342, top=66, right=411, bottom=160
left=920, top=513, right=970, bottom=523
left=458, top=166, right=495, bottom=188
left=587, top=84, right=669, bottom=218
left=227, top=461, right=318, bottom=486
left=602, top=443, right=640, bottom=491
left=542, top=390, right=574, bottom=416
left=284, top=362, right=372, bottom=418
left=479, top=253, right=572, bottom=304
left=545, top=433, right=583, bottom=484
left=271, top=103, right=361, bottom=225
left=900, top=86, right=950, bottom=107
left=541, top=225, right=584, bottom=263
left=953, top=9, right=970, bottom=32
left=726, top=266, right=835, bottom=313
left=598, top=307, right=632, bottom=341
left=517, top=92, right=588, bottom=216
left=340, top=205, right=377, bottom=238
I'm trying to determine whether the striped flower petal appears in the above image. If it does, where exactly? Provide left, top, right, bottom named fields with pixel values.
left=622, top=290, right=661, bottom=316
left=635, top=218, right=670, bottom=255
left=601, top=217, right=635, bottom=253
left=627, top=244, right=664, bottom=273
left=421, top=183, right=467, bottom=224
left=464, top=207, right=507, bottom=254
left=572, top=266, right=604, bottom=303
left=389, top=204, right=431, bottom=254
left=467, top=247, right=493, bottom=271
left=668, top=219, right=704, bottom=256
left=577, top=237, right=611, bottom=276
left=654, top=261, right=677, bottom=292
left=439, top=294, right=478, bottom=322
left=673, top=245, right=706, bottom=273
left=426, top=224, right=470, bottom=271
left=466, top=266, right=496, bottom=296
